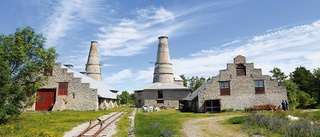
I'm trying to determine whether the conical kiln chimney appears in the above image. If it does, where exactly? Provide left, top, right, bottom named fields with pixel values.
left=153, top=36, right=174, bottom=83
left=85, top=41, right=102, bottom=81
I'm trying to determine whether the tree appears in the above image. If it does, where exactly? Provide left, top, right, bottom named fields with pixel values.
left=186, top=76, right=209, bottom=92
left=117, top=91, right=133, bottom=105
left=0, top=27, right=57, bottom=124
left=179, top=74, right=187, bottom=87
left=282, top=80, right=316, bottom=109
left=312, top=68, right=320, bottom=105
left=290, top=66, right=315, bottom=96
left=269, top=67, right=287, bottom=85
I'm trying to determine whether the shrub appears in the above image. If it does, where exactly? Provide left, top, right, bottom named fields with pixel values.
left=244, top=112, right=320, bottom=137
left=227, top=116, right=247, bottom=124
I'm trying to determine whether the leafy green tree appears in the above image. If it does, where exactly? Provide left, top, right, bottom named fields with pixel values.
left=269, top=67, right=287, bottom=85
left=290, top=66, right=315, bottom=96
left=117, top=91, right=133, bottom=105
left=282, top=80, right=317, bottom=109
left=0, top=27, right=57, bottom=124
left=179, top=74, right=187, bottom=87
left=282, top=80, right=300, bottom=109
left=312, top=68, right=320, bottom=105
left=186, top=76, right=209, bottom=91
left=296, top=91, right=317, bottom=108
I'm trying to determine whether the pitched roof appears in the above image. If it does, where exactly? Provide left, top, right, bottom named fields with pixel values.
left=185, top=83, right=207, bottom=101
left=135, top=82, right=191, bottom=91
left=61, top=65, right=118, bottom=99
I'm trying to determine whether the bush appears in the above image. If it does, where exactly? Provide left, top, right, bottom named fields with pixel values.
left=243, top=112, right=320, bottom=137
left=227, top=116, right=247, bottom=124
left=221, top=108, right=234, bottom=112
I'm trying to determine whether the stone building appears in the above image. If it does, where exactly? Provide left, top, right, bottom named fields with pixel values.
left=184, top=55, right=287, bottom=112
left=33, top=41, right=118, bottom=111
left=134, top=36, right=192, bottom=109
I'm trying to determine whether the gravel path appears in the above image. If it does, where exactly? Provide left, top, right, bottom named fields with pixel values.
left=182, top=115, right=248, bottom=137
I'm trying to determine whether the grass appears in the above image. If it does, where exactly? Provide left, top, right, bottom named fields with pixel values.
left=0, top=106, right=128, bottom=137
left=113, top=107, right=134, bottom=137
left=134, top=109, right=246, bottom=137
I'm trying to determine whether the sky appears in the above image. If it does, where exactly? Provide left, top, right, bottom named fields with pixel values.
left=1, top=0, right=320, bottom=94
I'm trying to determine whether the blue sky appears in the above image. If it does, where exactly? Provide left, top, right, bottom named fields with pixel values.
left=1, top=0, right=320, bottom=93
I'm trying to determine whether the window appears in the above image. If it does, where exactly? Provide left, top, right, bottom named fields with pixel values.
left=44, top=68, right=53, bottom=76
left=219, top=81, right=230, bottom=95
left=236, top=64, right=246, bottom=76
left=58, top=82, right=68, bottom=95
left=157, top=100, right=164, bottom=104
left=138, top=100, right=141, bottom=104
left=254, top=80, right=265, bottom=94
left=158, top=90, right=163, bottom=98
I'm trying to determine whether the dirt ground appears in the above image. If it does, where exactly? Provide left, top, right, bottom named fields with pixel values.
left=181, top=115, right=248, bottom=137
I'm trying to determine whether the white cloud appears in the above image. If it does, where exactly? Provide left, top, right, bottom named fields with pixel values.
left=136, top=20, right=320, bottom=81
left=95, top=4, right=221, bottom=57
left=40, top=0, right=103, bottom=46
left=104, top=69, right=133, bottom=84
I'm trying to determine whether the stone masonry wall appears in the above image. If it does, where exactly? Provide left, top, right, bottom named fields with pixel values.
left=41, top=63, right=99, bottom=111
left=135, top=89, right=191, bottom=109
left=197, top=56, right=287, bottom=112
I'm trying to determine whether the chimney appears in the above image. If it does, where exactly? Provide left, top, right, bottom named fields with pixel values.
left=85, top=41, right=102, bottom=81
left=153, top=36, right=174, bottom=83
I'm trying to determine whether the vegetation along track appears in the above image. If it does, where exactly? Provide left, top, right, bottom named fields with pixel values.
left=77, top=110, right=126, bottom=137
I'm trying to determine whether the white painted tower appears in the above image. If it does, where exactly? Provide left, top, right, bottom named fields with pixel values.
left=85, top=41, right=102, bottom=81
left=153, top=36, right=174, bottom=83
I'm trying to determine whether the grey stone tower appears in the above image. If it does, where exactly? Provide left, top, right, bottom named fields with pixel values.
left=153, top=36, right=174, bottom=83
left=85, top=41, right=102, bottom=81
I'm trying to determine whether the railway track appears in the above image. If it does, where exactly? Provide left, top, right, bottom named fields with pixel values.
left=77, top=111, right=125, bottom=137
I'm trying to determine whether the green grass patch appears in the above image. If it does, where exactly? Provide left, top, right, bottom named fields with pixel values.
left=0, top=107, right=128, bottom=137
left=113, top=107, right=134, bottom=137
left=227, top=116, right=247, bottom=124
left=134, top=109, right=245, bottom=137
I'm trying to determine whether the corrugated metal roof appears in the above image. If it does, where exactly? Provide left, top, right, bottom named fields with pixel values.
left=135, top=82, right=191, bottom=91
left=61, top=65, right=118, bottom=99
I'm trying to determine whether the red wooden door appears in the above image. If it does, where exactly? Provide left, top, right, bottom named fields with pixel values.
left=35, top=89, right=56, bottom=111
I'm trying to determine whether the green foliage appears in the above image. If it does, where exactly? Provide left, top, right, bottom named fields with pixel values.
left=290, top=67, right=315, bottom=99
left=0, top=26, right=57, bottom=124
left=269, top=67, right=287, bottom=85
left=118, top=91, right=134, bottom=105
left=185, top=76, right=210, bottom=91
left=179, top=74, right=187, bottom=87
left=221, top=108, right=234, bottom=112
left=296, top=91, right=317, bottom=108
left=243, top=112, right=320, bottom=137
left=282, top=80, right=300, bottom=109
left=227, top=116, right=247, bottom=124
left=312, top=68, right=320, bottom=105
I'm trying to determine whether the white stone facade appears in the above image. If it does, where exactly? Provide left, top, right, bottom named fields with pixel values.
left=34, top=63, right=117, bottom=111
left=195, top=55, right=287, bottom=112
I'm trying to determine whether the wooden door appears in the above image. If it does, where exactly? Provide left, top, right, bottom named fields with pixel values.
left=35, top=89, right=56, bottom=111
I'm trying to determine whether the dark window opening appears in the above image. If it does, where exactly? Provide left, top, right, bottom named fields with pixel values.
left=138, top=100, right=141, bottom=104
left=158, top=90, right=163, bottom=98
left=44, top=68, right=53, bottom=76
left=58, top=82, right=68, bottom=95
left=254, top=80, right=265, bottom=94
left=157, top=100, right=164, bottom=104
left=236, top=64, right=246, bottom=76
left=205, top=100, right=220, bottom=113
left=219, top=81, right=230, bottom=95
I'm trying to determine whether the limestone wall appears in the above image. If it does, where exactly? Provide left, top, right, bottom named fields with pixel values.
left=135, top=89, right=191, bottom=109
left=41, top=63, right=99, bottom=111
left=197, top=56, right=287, bottom=112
